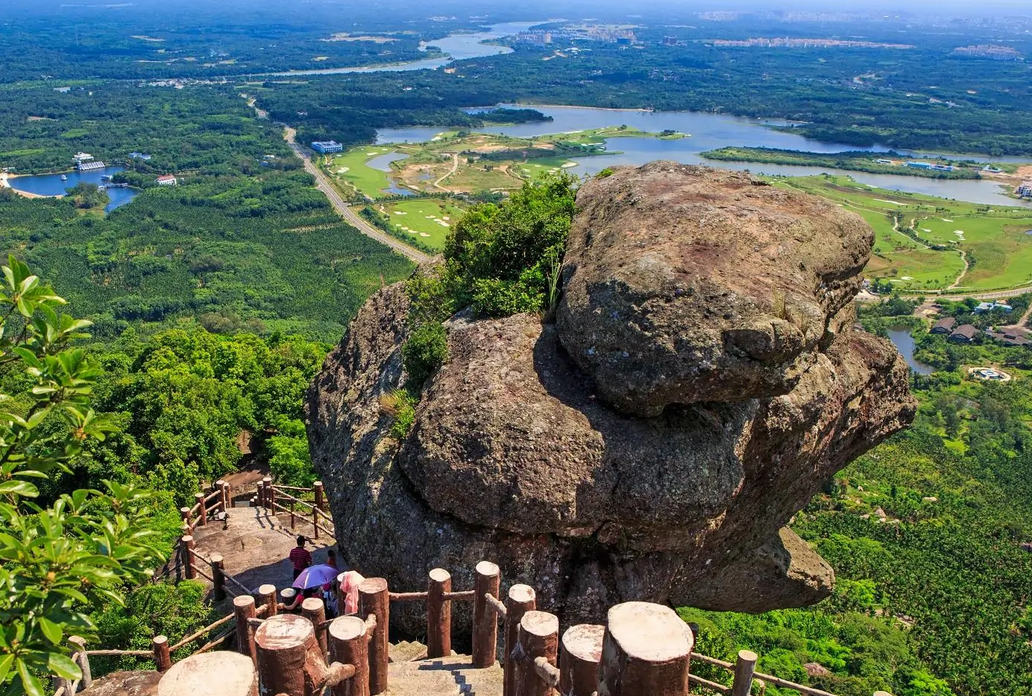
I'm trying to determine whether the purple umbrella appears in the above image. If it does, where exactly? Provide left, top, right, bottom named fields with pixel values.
left=292, top=564, right=339, bottom=590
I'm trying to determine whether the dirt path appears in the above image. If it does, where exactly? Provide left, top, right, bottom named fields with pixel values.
left=889, top=213, right=931, bottom=249
left=191, top=505, right=335, bottom=596
left=947, top=250, right=969, bottom=290
left=433, top=153, right=459, bottom=191
left=1019, top=302, right=1032, bottom=329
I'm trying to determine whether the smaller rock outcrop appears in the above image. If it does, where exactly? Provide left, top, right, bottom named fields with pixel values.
left=557, top=162, right=874, bottom=416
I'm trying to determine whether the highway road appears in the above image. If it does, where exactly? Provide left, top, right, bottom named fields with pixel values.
left=284, top=128, right=434, bottom=265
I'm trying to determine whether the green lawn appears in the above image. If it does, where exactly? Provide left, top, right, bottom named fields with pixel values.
left=321, top=146, right=402, bottom=199
left=517, top=158, right=579, bottom=183
left=777, top=176, right=1032, bottom=292
left=380, top=198, right=466, bottom=251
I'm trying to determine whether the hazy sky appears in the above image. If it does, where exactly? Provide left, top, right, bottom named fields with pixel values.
left=10, top=0, right=1032, bottom=19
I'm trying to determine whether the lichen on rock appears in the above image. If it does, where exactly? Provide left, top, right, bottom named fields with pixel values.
left=305, top=163, right=915, bottom=629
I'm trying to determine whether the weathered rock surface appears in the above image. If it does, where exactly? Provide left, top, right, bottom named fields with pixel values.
left=305, top=163, right=915, bottom=629
left=557, top=162, right=873, bottom=416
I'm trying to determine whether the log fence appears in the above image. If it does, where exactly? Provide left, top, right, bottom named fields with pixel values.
left=180, top=480, right=232, bottom=532
left=257, top=479, right=336, bottom=541
left=52, top=483, right=897, bottom=696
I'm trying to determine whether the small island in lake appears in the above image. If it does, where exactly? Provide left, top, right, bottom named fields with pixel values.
left=701, top=146, right=995, bottom=180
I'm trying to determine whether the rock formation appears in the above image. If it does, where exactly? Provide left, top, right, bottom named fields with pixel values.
left=305, top=162, right=915, bottom=628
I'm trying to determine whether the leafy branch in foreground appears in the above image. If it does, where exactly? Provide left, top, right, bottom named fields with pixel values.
left=0, top=255, right=166, bottom=696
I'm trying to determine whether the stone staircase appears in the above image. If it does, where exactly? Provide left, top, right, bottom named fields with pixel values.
left=385, top=641, right=504, bottom=696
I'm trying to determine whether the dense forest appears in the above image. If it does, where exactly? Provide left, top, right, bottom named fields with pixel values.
left=0, top=86, right=414, bottom=341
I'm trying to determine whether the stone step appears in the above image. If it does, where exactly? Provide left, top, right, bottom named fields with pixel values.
left=389, top=639, right=429, bottom=663
left=384, top=655, right=504, bottom=696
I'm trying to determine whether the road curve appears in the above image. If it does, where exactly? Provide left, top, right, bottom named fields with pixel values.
left=908, top=284, right=1032, bottom=301
left=284, top=128, right=434, bottom=265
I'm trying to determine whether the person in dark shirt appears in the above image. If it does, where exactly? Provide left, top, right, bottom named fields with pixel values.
left=289, top=535, right=312, bottom=580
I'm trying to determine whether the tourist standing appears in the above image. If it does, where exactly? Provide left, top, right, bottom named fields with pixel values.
left=288, top=535, right=312, bottom=580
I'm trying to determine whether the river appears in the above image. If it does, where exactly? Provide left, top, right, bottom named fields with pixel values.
left=377, top=105, right=1032, bottom=208
left=886, top=328, right=935, bottom=375
left=263, top=22, right=540, bottom=77
left=6, top=167, right=139, bottom=212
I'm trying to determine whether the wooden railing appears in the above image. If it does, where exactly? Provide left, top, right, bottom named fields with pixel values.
left=253, top=478, right=336, bottom=541
left=50, top=486, right=898, bottom=696
left=179, top=479, right=232, bottom=532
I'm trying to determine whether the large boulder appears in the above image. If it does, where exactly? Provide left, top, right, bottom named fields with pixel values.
left=557, top=162, right=873, bottom=416
left=305, top=163, right=915, bottom=629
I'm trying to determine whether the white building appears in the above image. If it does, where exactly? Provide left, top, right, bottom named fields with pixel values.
left=156, top=175, right=178, bottom=186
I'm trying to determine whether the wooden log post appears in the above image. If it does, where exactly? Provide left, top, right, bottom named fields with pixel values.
left=513, top=611, right=559, bottom=696
left=70, top=636, right=92, bottom=691
left=221, top=481, right=232, bottom=513
left=234, top=595, right=258, bottom=664
left=211, top=554, right=226, bottom=601
left=598, top=602, right=694, bottom=696
left=302, top=597, right=329, bottom=656
left=472, top=561, right=501, bottom=668
left=195, top=492, right=207, bottom=527
left=731, top=650, right=758, bottom=696
left=156, top=652, right=257, bottom=696
left=314, top=481, right=325, bottom=511
left=560, top=624, right=604, bottom=696
left=427, top=568, right=452, bottom=659
left=504, top=584, right=536, bottom=696
left=215, top=480, right=226, bottom=513
left=358, top=578, right=389, bottom=696
left=254, top=614, right=332, bottom=696
left=266, top=479, right=276, bottom=511
left=153, top=635, right=173, bottom=673
left=180, top=507, right=191, bottom=528
left=259, top=584, right=278, bottom=618
left=328, top=616, right=369, bottom=696
left=181, top=535, right=196, bottom=580
left=281, top=588, right=298, bottom=613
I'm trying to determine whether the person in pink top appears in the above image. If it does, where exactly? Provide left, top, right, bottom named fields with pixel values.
left=339, top=570, right=365, bottom=616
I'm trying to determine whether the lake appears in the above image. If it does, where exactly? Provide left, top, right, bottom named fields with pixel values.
left=253, top=21, right=1031, bottom=208
left=264, top=22, right=540, bottom=77
left=377, top=105, right=1032, bottom=208
left=886, top=328, right=935, bottom=376
left=7, top=167, right=139, bottom=212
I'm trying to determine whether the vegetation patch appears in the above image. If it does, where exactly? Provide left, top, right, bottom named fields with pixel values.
left=400, top=175, right=577, bottom=391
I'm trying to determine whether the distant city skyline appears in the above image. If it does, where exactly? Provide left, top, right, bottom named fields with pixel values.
left=11, top=0, right=1032, bottom=16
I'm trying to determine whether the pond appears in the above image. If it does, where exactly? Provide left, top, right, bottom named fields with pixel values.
left=7, top=167, right=139, bottom=212
left=376, top=105, right=1032, bottom=208
left=886, top=328, right=935, bottom=376
left=366, top=152, right=414, bottom=196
